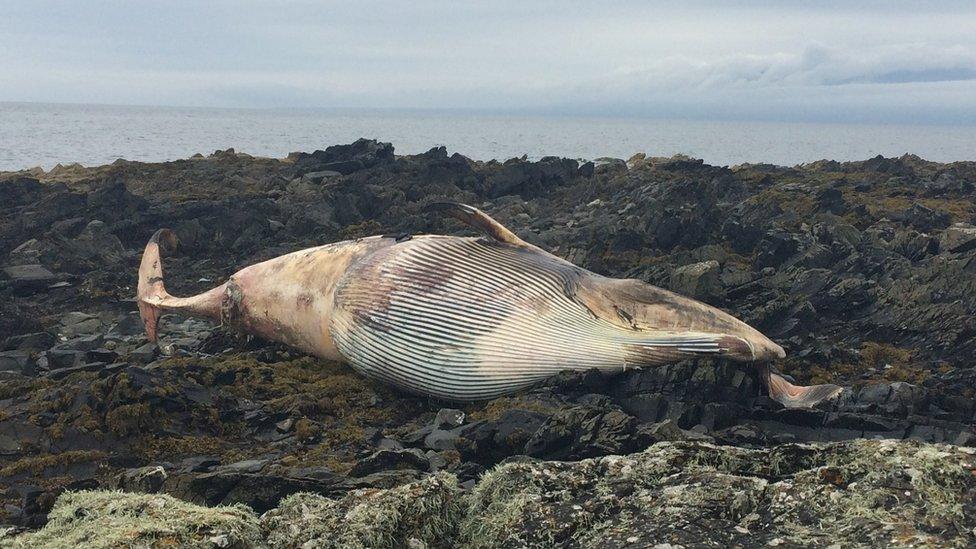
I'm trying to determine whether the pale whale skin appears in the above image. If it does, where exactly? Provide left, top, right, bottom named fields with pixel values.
left=137, top=203, right=841, bottom=407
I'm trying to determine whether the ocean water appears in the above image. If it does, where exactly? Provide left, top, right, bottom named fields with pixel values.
left=1, top=102, right=974, bottom=172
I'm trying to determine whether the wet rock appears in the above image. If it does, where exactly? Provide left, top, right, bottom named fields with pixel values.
left=45, top=349, right=84, bottom=370
left=815, top=186, right=847, bottom=214
left=300, top=170, right=343, bottom=183
left=165, top=470, right=349, bottom=512
left=53, top=334, right=104, bottom=352
left=456, top=409, right=549, bottom=465
left=46, top=361, right=108, bottom=380
left=128, top=342, right=158, bottom=362
left=754, top=231, right=799, bottom=268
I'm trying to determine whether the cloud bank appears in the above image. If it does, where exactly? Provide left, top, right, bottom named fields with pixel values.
left=1, top=1, right=974, bottom=123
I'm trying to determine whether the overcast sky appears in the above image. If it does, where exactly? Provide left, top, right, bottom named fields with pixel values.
left=3, top=1, right=975, bottom=123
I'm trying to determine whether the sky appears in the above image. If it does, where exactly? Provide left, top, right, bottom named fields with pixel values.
left=2, top=1, right=976, bottom=124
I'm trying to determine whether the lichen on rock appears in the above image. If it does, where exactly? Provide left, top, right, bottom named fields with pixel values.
left=260, top=473, right=463, bottom=548
left=459, top=439, right=976, bottom=548
left=8, top=440, right=972, bottom=548
left=5, top=490, right=262, bottom=549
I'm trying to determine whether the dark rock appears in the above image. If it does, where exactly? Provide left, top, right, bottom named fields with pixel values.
left=45, top=349, right=84, bottom=370
left=215, top=459, right=269, bottom=475
left=898, top=203, right=951, bottom=232
left=128, top=343, right=158, bottom=363
left=754, top=231, right=799, bottom=268
left=525, top=406, right=638, bottom=460
left=349, top=449, right=429, bottom=477
left=3, top=332, right=55, bottom=352
left=0, top=351, right=32, bottom=375
left=118, top=466, right=167, bottom=493
left=940, top=223, right=976, bottom=254
left=2, top=264, right=57, bottom=295
left=433, top=408, right=465, bottom=429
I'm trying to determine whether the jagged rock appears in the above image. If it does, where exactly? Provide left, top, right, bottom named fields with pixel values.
left=3, top=144, right=976, bottom=539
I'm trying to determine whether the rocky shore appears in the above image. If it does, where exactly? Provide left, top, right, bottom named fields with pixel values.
left=1, top=141, right=974, bottom=546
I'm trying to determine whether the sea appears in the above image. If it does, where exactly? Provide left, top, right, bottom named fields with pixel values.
left=1, top=102, right=974, bottom=172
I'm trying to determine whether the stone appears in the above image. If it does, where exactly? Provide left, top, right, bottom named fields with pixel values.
left=45, top=349, right=84, bottom=370
left=129, top=343, right=158, bottom=363
left=349, top=449, right=430, bottom=477
left=2, top=264, right=57, bottom=295
left=3, top=332, right=55, bottom=352
left=275, top=418, right=295, bottom=433
left=433, top=408, right=465, bottom=429
left=670, top=260, right=722, bottom=300
left=118, top=465, right=167, bottom=493
left=214, top=459, right=269, bottom=475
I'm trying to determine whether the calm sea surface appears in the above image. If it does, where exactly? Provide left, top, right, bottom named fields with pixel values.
left=2, top=102, right=974, bottom=171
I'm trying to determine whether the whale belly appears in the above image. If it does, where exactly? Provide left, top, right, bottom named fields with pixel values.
left=330, top=236, right=722, bottom=401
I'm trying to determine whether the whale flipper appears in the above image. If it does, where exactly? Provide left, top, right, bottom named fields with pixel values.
left=764, top=367, right=843, bottom=409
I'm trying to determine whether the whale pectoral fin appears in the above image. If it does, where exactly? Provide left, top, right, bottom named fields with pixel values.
left=765, top=370, right=843, bottom=409
left=426, top=202, right=531, bottom=248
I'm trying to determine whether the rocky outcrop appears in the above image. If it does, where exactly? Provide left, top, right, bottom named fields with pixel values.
left=6, top=439, right=974, bottom=548
left=1, top=143, right=975, bottom=541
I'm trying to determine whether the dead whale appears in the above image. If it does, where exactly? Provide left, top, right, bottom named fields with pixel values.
left=138, top=203, right=842, bottom=407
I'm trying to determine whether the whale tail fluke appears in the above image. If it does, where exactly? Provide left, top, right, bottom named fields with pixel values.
left=137, top=229, right=224, bottom=342
left=765, top=368, right=843, bottom=409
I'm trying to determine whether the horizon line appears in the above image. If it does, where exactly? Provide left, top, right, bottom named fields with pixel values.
left=3, top=99, right=975, bottom=128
